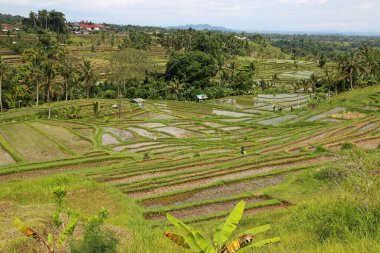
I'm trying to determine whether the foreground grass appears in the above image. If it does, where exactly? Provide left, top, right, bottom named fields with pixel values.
left=2, top=148, right=378, bottom=252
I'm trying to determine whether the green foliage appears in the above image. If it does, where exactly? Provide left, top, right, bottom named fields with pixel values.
left=143, top=152, right=150, bottom=160
left=93, top=101, right=100, bottom=117
left=56, top=211, right=80, bottom=248
left=213, top=200, right=245, bottom=248
left=71, top=208, right=118, bottom=253
left=314, top=146, right=329, bottom=153
left=307, top=96, right=320, bottom=109
left=53, top=186, right=67, bottom=227
left=66, top=105, right=82, bottom=119
left=23, top=10, right=67, bottom=34
left=341, top=142, right=357, bottom=150
left=315, top=166, right=347, bottom=182
left=291, top=199, right=380, bottom=242
left=12, top=187, right=79, bottom=253
left=166, top=51, right=218, bottom=89
left=119, top=31, right=152, bottom=50
left=165, top=200, right=280, bottom=253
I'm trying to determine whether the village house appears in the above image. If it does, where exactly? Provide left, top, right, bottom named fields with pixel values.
left=1, top=24, right=13, bottom=32
left=70, top=22, right=112, bottom=34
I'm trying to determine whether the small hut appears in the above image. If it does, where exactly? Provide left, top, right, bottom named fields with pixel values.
left=130, top=98, right=145, bottom=108
left=195, top=94, right=208, bottom=103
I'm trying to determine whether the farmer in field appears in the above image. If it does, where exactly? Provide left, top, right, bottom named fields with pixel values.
left=241, top=146, right=246, bottom=155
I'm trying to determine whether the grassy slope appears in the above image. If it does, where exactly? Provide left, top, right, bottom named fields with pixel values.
left=0, top=85, right=379, bottom=251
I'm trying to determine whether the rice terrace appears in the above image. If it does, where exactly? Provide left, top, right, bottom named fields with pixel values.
left=1, top=3, right=380, bottom=253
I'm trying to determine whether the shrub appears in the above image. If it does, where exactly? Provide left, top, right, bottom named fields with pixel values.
left=71, top=209, right=118, bottom=253
left=314, top=166, right=347, bottom=181
left=341, top=142, right=356, bottom=150
left=314, top=146, right=329, bottom=153
left=143, top=152, right=150, bottom=160
left=291, top=199, right=380, bottom=242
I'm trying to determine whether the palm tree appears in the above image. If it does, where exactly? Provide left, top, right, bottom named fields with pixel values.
left=166, top=79, right=184, bottom=99
left=42, top=61, right=56, bottom=119
left=0, top=57, right=8, bottom=113
left=309, top=73, right=319, bottom=92
left=28, top=11, right=37, bottom=29
left=300, top=79, right=309, bottom=93
left=22, top=49, right=45, bottom=107
left=338, top=52, right=365, bottom=90
left=59, top=60, right=74, bottom=101
left=293, top=81, right=302, bottom=109
left=79, top=60, right=97, bottom=99
left=322, top=67, right=339, bottom=98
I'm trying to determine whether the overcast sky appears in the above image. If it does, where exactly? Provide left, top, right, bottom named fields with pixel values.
left=1, top=0, right=379, bottom=33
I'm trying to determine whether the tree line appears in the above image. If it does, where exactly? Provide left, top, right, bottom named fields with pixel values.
left=0, top=9, right=379, bottom=112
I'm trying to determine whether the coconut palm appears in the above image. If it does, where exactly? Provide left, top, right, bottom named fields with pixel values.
left=322, top=67, right=339, bottom=97
left=338, top=52, right=365, bottom=90
left=0, top=57, right=9, bottom=113
left=309, top=73, right=319, bottom=92
left=59, top=60, right=75, bottom=101
left=79, top=60, right=97, bottom=99
left=22, top=49, right=46, bottom=107
left=166, top=79, right=184, bottom=99
left=42, top=61, right=56, bottom=119
left=293, top=81, right=302, bottom=109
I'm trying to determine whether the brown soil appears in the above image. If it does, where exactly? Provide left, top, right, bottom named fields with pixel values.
left=151, top=146, right=190, bottom=154
left=262, top=121, right=374, bottom=153
left=100, top=155, right=236, bottom=184
left=145, top=197, right=270, bottom=221
left=126, top=156, right=333, bottom=198
left=201, top=149, right=235, bottom=155
left=331, top=111, right=366, bottom=120
left=243, top=204, right=287, bottom=216
left=354, top=136, right=380, bottom=149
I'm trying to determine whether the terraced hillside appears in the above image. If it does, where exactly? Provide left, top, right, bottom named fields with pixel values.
left=0, top=86, right=379, bottom=251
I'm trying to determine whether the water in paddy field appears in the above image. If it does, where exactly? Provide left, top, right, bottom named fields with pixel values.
left=214, top=93, right=311, bottom=112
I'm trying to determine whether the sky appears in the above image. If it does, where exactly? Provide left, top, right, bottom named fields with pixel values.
left=1, top=0, right=379, bottom=33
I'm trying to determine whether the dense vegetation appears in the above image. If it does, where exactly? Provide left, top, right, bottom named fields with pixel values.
left=1, top=10, right=380, bottom=112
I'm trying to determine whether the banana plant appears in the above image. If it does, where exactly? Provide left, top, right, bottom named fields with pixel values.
left=13, top=213, right=79, bottom=253
left=13, top=187, right=79, bottom=252
left=164, top=200, right=280, bottom=253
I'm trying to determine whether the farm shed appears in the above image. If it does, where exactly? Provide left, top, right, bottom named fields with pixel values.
left=130, top=98, right=145, bottom=108
left=195, top=94, right=208, bottom=102
left=130, top=98, right=145, bottom=104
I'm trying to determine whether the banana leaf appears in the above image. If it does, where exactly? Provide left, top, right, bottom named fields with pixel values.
left=214, top=200, right=245, bottom=247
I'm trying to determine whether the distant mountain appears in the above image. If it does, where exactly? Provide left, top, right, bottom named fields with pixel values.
left=167, top=24, right=239, bottom=33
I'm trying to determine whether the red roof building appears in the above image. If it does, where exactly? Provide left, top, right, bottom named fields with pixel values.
left=79, top=23, right=111, bottom=31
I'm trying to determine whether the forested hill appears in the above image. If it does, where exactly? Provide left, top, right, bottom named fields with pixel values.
left=168, top=24, right=236, bottom=32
